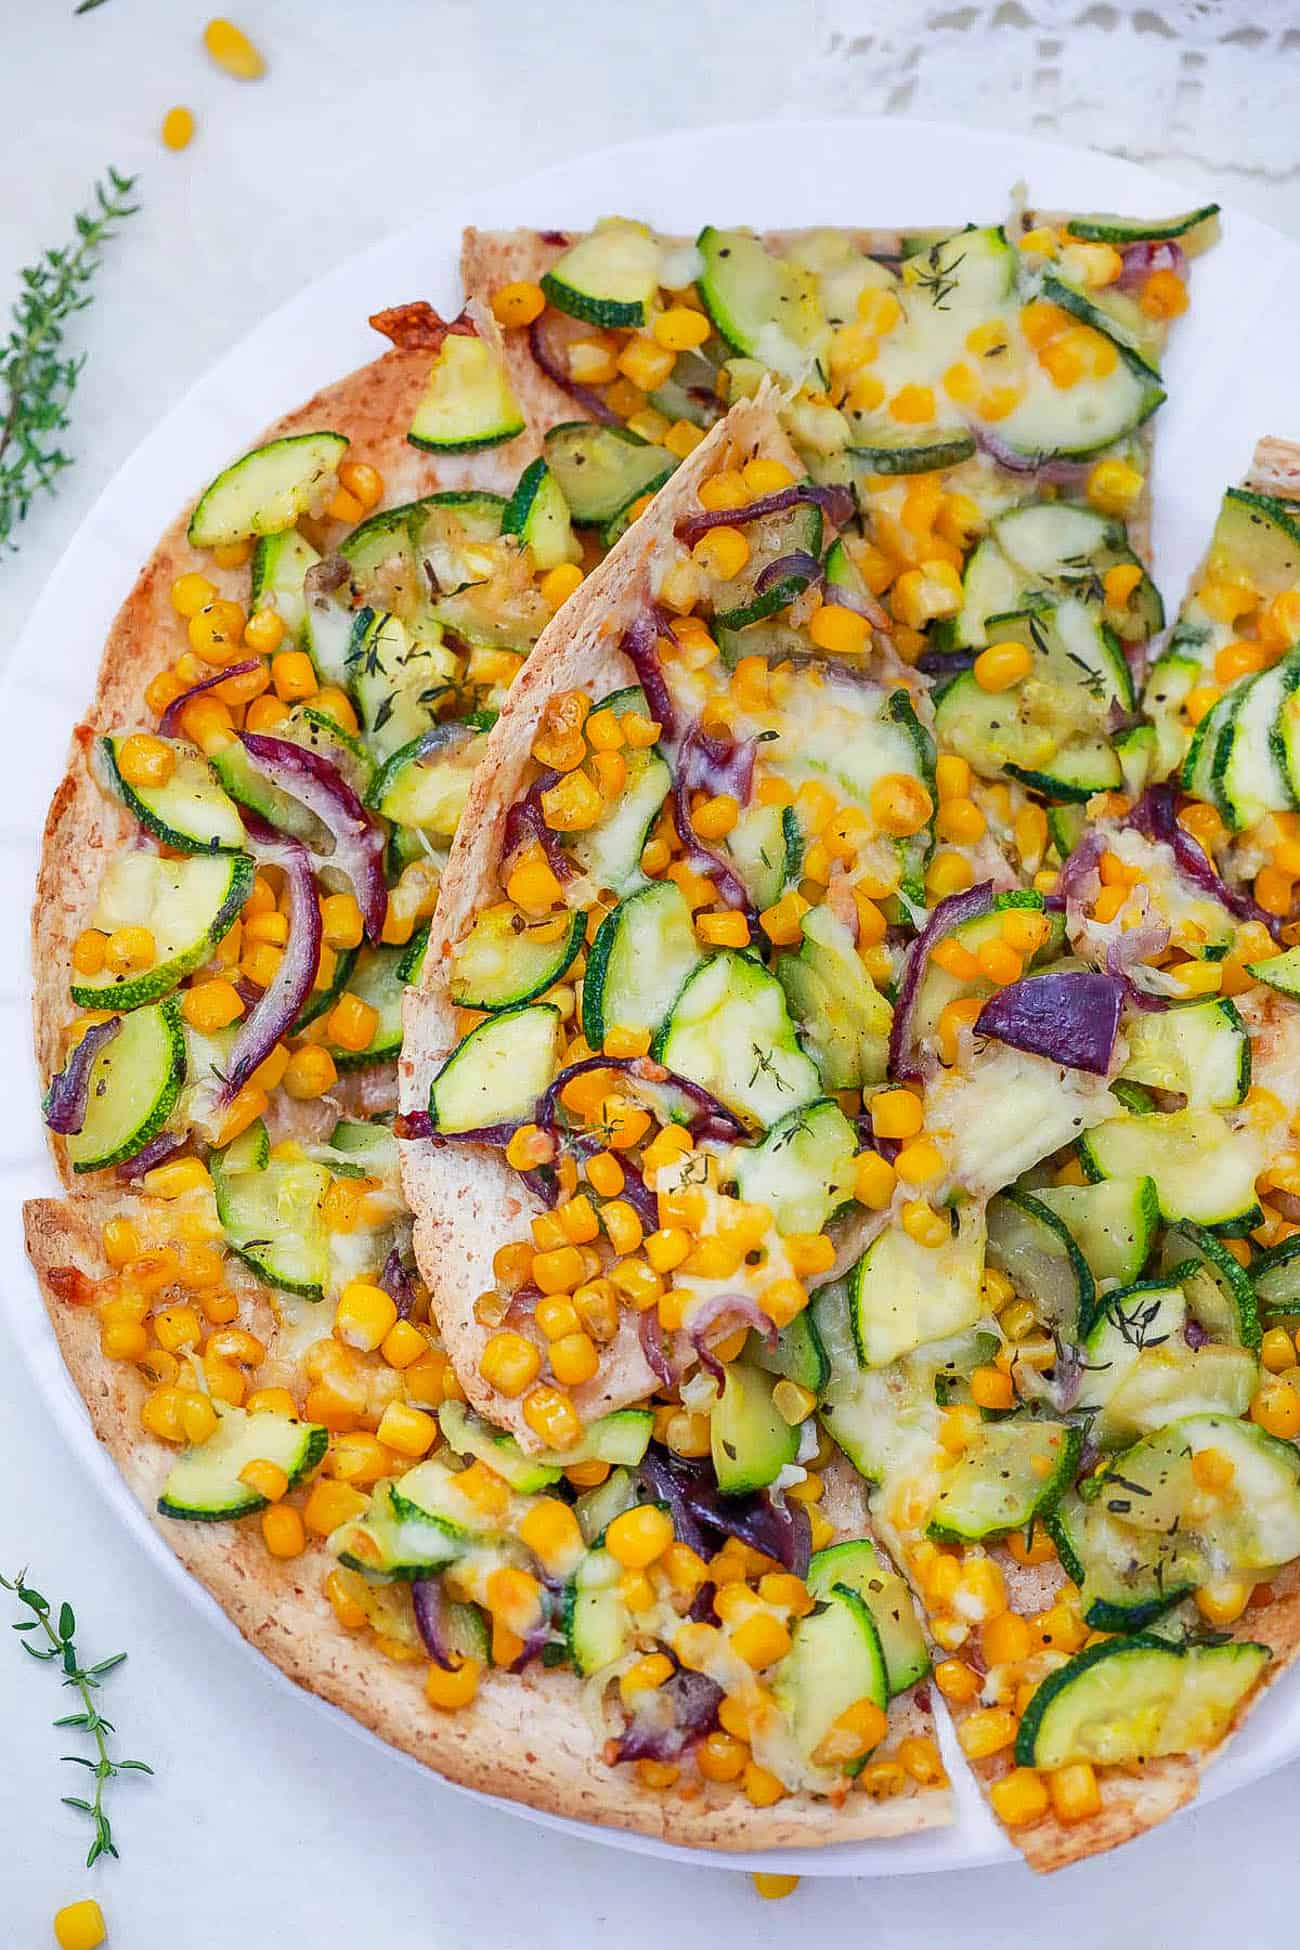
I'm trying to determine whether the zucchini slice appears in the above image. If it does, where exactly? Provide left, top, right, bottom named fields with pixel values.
left=846, top=429, right=976, bottom=477
left=1015, top=1633, right=1267, bottom=1771
left=1033, top=1175, right=1159, bottom=1290
left=99, top=736, right=245, bottom=853
left=331, top=1482, right=468, bottom=1581
left=567, top=746, right=672, bottom=898
left=1120, top=996, right=1251, bottom=1110
left=429, top=1003, right=561, bottom=1134
left=705, top=500, right=823, bottom=633
left=582, top=879, right=703, bottom=1050
left=64, top=998, right=187, bottom=1174
left=1247, top=944, right=1300, bottom=1000
left=1079, top=1282, right=1258, bottom=1447
left=563, top=1547, right=633, bottom=1675
left=541, top=221, right=661, bottom=330
left=188, top=432, right=349, bottom=549
left=211, top=1120, right=331, bottom=1298
left=655, top=950, right=821, bottom=1131
left=849, top=1208, right=986, bottom=1369
left=731, top=1098, right=857, bottom=1237
left=250, top=526, right=321, bottom=644
left=408, top=333, right=525, bottom=453
left=1160, top=1220, right=1262, bottom=1350
left=1078, top=1107, right=1265, bottom=1229
left=439, top=1401, right=653, bottom=1495
left=543, top=422, right=676, bottom=527
left=71, top=852, right=252, bottom=1010
left=696, top=227, right=827, bottom=380
left=1253, top=1235, right=1300, bottom=1319
left=1064, top=205, right=1220, bottom=248
left=1098, top=1413, right=1300, bottom=1573
left=986, top=1189, right=1095, bottom=1336
left=157, top=1406, right=328, bottom=1521
left=806, top=1540, right=929, bottom=1697
left=501, top=458, right=578, bottom=574
left=728, top=801, right=802, bottom=911
left=366, top=722, right=489, bottom=834
left=771, top=1585, right=889, bottom=1771
left=927, top=1419, right=1081, bottom=1543
left=449, top=907, right=586, bottom=1013
left=775, top=903, right=893, bottom=1093
left=710, top=1360, right=799, bottom=1494
left=1049, top=1493, right=1202, bottom=1633
left=323, top=945, right=408, bottom=1071
left=750, top=1310, right=830, bottom=1396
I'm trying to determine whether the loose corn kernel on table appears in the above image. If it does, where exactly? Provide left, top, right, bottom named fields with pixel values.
left=5, top=0, right=1300, bottom=1942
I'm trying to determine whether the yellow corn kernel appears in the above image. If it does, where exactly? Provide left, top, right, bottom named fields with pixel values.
left=990, top=1766, right=1049, bottom=1827
left=281, top=1044, right=337, bottom=1101
left=334, top=1281, right=398, bottom=1353
left=181, top=977, right=245, bottom=1034
left=1048, top=1760, right=1100, bottom=1824
left=743, top=1760, right=787, bottom=1808
left=933, top=1657, right=981, bottom=1705
left=478, top=1331, right=542, bottom=1398
left=901, top=1201, right=948, bottom=1248
left=1252, top=1377, right=1300, bottom=1440
left=1087, top=458, right=1144, bottom=517
left=730, top=1611, right=794, bottom=1671
left=852, top=1149, right=897, bottom=1208
left=868, top=1088, right=924, bottom=1140
left=890, top=382, right=936, bottom=424
left=894, top=1138, right=945, bottom=1187
left=974, top=640, right=1032, bottom=692
left=808, top=602, right=872, bottom=657
left=605, top=1503, right=674, bottom=1570
left=425, top=1655, right=481, bottom=1712
left=927, top=852, right=976, bottom=901
left=958, top=1707, right=1019, bottom=1760
left=692, top=525, right=750, bottom=583
left=522, top=1384, right=582, bottom=1449
left=970, top=1365, right=1015, bottom=1411
left=869, top=772, right=933, bottom=838
left=203, top=17, right=265, bottom=78
left=375, top=1400, right=437, bottom=1459
left=696, top=909, right=751, bottom=950
left=1194, top=1578, right=1251, bottom=1628
left=117, top=732, right=177, bottom=790
left=71, top=930, right=106, bottom=978
left=326, top=991, right=379, bottom=1053
left=104, top=926, right=156, bottom=976
left=259, top=1501, right=306, bottom=1559
left=53, top=1900, right=107, bottom=1950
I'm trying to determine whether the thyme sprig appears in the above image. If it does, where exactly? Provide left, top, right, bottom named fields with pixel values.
left=2, top=1569, right=153, bottom=1867
left=0, top=167, right=139, bottom=551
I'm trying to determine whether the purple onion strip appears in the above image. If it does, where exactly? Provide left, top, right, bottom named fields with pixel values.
left=115, top=1132, right=186, bottom=1182
left=613, top=1670, right=723, bottom=1763
left=380, top=1247, right=419, bottom=1319
left=240, top=731, right=388, bottom=941
left=502, top=768, right=576, bottom=885
left=219, top=819, right=322, bottom=1104
left=528, top=312, right=620, bottom=424
left=1129, top=786, right=1283, bottom=941
left=753, top=551, right=823, bottom=600
left=619, top=613, right=676, bottom=742
left=158, top=659, right=260, bottom=738
left=44, top=1017, right=121, bottom=1136
left=976, top=970, right=1126, bottom=1077
left=675, top=483, right=853, bottom=547
left=639, top=1306, right=674, bottom=1388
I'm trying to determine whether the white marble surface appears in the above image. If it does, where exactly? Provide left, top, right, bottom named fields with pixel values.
left=4, top=3, right=1300, bottom=1942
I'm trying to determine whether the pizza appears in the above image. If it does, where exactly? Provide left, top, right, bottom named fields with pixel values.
left=30, top=198, right=1300, bottom=1869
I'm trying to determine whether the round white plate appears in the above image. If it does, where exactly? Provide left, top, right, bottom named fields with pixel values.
left=6, top=116, right=1300, bottom=1880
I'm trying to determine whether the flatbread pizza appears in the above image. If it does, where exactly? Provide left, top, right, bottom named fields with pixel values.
left=31, top=197, right=1300, bottom=1872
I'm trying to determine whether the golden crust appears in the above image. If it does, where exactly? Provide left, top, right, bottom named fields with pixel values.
left=22, top=1191, right=951, bottom=1848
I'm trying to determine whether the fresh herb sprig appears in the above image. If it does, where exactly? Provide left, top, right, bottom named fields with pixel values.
left=0, top=167, right=139, bottom=551
left=2, top=1569, right=153, bottom=1867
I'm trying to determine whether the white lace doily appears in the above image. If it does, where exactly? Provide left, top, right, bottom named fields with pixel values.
left=799, top=2, right=1300, bottom=180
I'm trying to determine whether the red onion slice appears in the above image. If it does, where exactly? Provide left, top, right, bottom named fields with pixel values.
left=620, top=613, right=676, bottom=741
left=537, top=1053, right=746, bottom=1139
left=44, top=1017, right=121, bottom=1135
left=753, top=551, right=824, bottom=600
left=218, top=819, right=322, bottom=1105
left=614, top=1670, right=722, bottom=1763
left=115, top=1132, right=187, bottom=1182
left=1129, top=786, right=1283, bottom=940
left=975, top=970, right=1125, bottom=1076
left=527, top=312, right=620, bottom=425
left=1116, top=239, right=1187, bottom=292
left=671, top=771, right=754, bottom=917
left=639, top=1305, right=674, bottom=1387
left=503, top=768, right=577, bottom=885
left=970, top=424, right=1095, bottom=489
left=676, top=483, right=853, bottom=547
left=677, top=718, right=756, bottom=805
left=889, top=881, right=996, bottom=1079
left=412, top=1580, right=462, bottom=1669
left=395, top=1110, right=435, bottom=1140
left=240, top=731, right=387, bottom=942
left=380, top=1247, right=418, bottom=1319
left=159, top=660, right=261, bottom=738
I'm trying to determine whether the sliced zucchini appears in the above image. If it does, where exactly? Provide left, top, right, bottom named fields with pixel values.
left=574, top=1467, right=638, bottom=1546
left=563, top=1547, right=633, bottom=1675
left=330, top=1483, right=466, bottom=1581
left=710, top=1360, right=799, bottom=1495
left=731, top=1098, right=857, bottom=1236
left=806, top=1540, right=929, bottom=1696
left=429, top=1003, right=561, bottom=1134
left=1254, top=1236, right=1300, bottom=1318
left=1078, top=1107, right=1265, bottom=1228
left=706, top=499, right=823, bottom=633
left=1033, top=1175, right=1159, bottom=1289
left=1216, top=655, right=1300, bottom=830
left=1049, top=1493, right=1203, bottom=1633
left=845, top=429, right=976, bottom=476
left=567, top=744, right=672, bottom=897
left=542, top=221, right=661, bottom=330
left=849, top=1208, right=986, bottom=1369
left=408, top=333, right=525, bottom=453
left=211, top=1120, right=331, bottom=1298
left=1015, top=1634, right=1267, bottom=1770
left=188, top=432, right=348, bottom=549
left=932, top=668, right=1121, bottom=803
left=71, top=852, right=252, bottom=1010
left=64, top=997, right=187, bottom=1174
left=98, top=736, right=245, bottom=853
left=366, top=722, right=488, bottom=835
left=348, top=610, right=459, bottom=762
left=157, top=1406, right=328, bottom=1521
left=582, top=879, right=703, bottom=1050
left=696, top=227, right=827, bottom=381
left=992, top=333, right=1164, bottom=464
left=1065, top=205, right=1220, bottom=248
left=986, top=1189, right=1094, bottom=1335
left=1159, top=1220, right=1262, bottom=1350
left=1247, top=945, right=1300, bottom=1000
left=775, top=903, right=892, bottom=1092
left=727, top=802, right=802, bottom=910
left=543, top=422, right=676, bottom=527
left=502, top=458, right=578, bottom=574
left=250, top=526, right=321, bottom=643
left=1079, top=1282, right=1258, bottom=1446
left=771, top=1585, right=888, bottom=1771
left=750, top=1310, right=830, bottom=1396
left=438, top=1401, right=652, bottom=1494
left=928, top=1419, right=1081, bottom=1542
left=1100, top=1413, right=1300, bottom=1573
left=449, top=907, right=585, bottom=1013
left=323, top=945, right=406, bottom=1071
left=1121, top=997, right=1250, bottom=1109
left=655, top=951, right=821, bottom=1131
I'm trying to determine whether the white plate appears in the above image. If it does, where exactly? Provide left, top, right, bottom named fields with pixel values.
left=6, top=116, right=1300, bottom=1880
